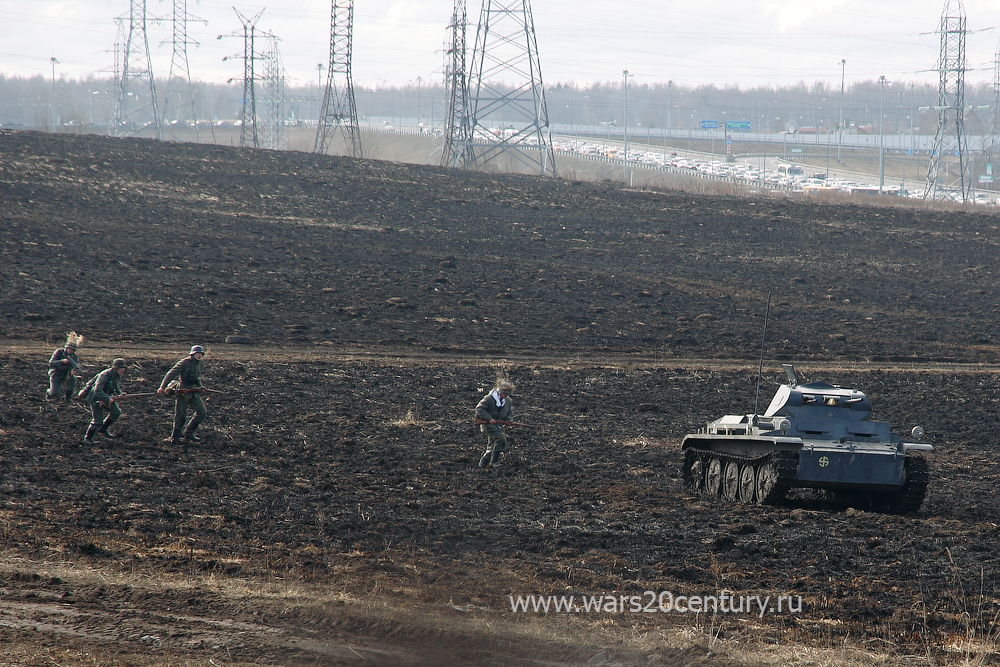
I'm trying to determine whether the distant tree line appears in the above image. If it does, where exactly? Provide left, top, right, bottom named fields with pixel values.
left=1, top=73, right=995, bottom=136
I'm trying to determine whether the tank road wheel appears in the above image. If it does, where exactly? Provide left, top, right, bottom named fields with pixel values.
left=683, top=450, right=705, bottom=491
left=738, top=464, right=757, bottom=503
left=705, top=457, right=722, bottom=496
left=722, top=460, right=740, bottom=501
left=755, top=458, right=782, bottom=504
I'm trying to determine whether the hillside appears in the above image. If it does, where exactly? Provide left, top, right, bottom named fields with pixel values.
left=2, top=130, right=1000, bottom=666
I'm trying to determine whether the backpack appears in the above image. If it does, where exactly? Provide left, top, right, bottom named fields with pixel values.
left=75, top=374, right=98, bottom=401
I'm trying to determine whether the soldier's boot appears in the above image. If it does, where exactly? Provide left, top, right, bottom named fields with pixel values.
left=98, top=419, right=116, bottom=439
left=490, top=450, right=503, bottom=466
left=169, top=428, right=182, bottom=446
left=64, top=391, right=73, bottom=404
left=183, top=430, right=201, bottom=443
left=478, top=452, right=492, bottom=469
left=83, top=425, right=97, bottom=446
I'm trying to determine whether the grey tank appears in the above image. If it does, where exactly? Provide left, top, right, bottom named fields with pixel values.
left=681, top=364, right=932, bottom=512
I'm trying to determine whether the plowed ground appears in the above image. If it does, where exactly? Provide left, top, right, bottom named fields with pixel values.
left=2, top=130, right=1000, bottom=666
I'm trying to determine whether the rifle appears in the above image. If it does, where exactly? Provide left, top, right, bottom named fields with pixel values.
left=474, top=418, right=535, bottom=428
left=59, top=353, right=83, bottom=378
left=163, top=380, right=226, bottom=396
left=111, top=392, right=157, bottom=402
left=175, top=387, right=226, bottom=396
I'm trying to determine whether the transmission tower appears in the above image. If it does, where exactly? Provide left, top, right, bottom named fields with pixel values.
left=441, top=0, right=471, bottom=167
left=221, top=9, right=264, bottom=148
left=461, top=0, right=556, bottom=175
left=110, top=0, right=161, bottom=139
left=259, top=34, right=288, bottom=151
left=924, top=0, right=972, bottom=202
left=315, top=0, right=362, bottom=158
left=162, top=0, right=204, bottom=141
left=985, top=40, right=1000, bottom=194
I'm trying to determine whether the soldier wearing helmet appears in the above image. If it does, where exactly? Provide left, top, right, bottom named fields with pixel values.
left=157, top=345, right=208, bottom=446
left=475, top=379, right=516, bottom=469
left=81, top=357, right=127, bottom=446
left=46, top=331, right=83, bottom=403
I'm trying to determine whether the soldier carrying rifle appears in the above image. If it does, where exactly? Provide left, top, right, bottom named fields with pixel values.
left=46, top=331, right=83, bottom=403
left=81, top=357, right=128, bottom=445
left=475, top=380, right=516, bottom=469
left=157, top=345, right=211, bottom=446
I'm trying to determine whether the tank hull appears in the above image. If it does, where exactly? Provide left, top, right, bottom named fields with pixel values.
left=681, top=435, right=929, bottom=511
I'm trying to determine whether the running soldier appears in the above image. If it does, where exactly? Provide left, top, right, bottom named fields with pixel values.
left=82, top=358, right=127, bottom=445
left=157, top=345, right=208, bottom=445
left=475, top=380, right=515, bottom=469
left=46, top=332, right=83, bottom=403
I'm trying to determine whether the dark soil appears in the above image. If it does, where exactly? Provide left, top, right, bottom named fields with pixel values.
left=2, top=129, right=1000, bottom=665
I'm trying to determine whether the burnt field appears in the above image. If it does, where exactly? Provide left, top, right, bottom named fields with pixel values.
left=2, top=130, right=1000, bottom=666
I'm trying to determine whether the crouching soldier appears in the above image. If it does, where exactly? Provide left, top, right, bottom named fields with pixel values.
left=476, top=380, right=515, bottom=469
left=46, top=332, right=83, bottom=403
left=82, top=358, right=127, bottom=445
left=157, top=345, right=208, bottom=445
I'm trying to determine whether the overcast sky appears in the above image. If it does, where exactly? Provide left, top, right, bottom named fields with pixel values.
left=4, top=0, right=1000, bottom=90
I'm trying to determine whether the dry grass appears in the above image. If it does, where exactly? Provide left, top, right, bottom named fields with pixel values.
left=3, top=550, right=991, bottom=666
left=388, top=406, right=440, bottom=429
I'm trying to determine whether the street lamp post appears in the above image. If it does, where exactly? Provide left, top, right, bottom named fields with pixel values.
left=416, top=76, right=422, bottom=128
left=667, top=80, right=672, bottom=134
left=623, top=69, right=629, bottom=183
left=50, top=57, right=59, bottom=130
left=316, top=63, right=324, bottom=122
left=838, top=59, right=845, bottom=163
left=879, top=75, right=887, bottom=194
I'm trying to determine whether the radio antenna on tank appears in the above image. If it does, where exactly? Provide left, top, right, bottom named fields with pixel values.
left=753, top=292, right=773, bottom=420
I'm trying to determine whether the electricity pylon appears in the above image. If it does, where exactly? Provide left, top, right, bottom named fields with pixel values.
left=441, top=0, right=471, bottom=167
left=111, top=0, right=161, bottom=139
left=924, top=0, right=972, bottom=202
left=260, top=34, right=288, bottom=151
left=220, top=9, right=264, bottom=148
left=461, top=0, right=556, bottom=175
left=984, top=40, right=1000, bottom=195
left=161, top=0, right=204, bottom=141
left=315, top=0, right=362, bottom=158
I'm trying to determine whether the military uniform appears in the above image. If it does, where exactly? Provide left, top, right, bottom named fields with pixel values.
left=82, top=358, right=126, bottom=445
left=159, top=346, right=207, bottom=443
left=476, top=381, right=515, bottom=468
left=46, top=346, right=79, bottom=402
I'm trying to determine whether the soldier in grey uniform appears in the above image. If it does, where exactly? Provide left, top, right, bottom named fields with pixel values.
left=476, top=380, right=515, bottom=469
left=82, top=358, right=127, bottom=445
left=46, top=332, right=83, bottom=403
left=157, top=345, right=208, bottom=445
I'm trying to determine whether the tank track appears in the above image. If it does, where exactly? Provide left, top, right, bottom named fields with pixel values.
left=683, top=447, right=797, bottom=505
left=880, top=455, right=930, bottom=514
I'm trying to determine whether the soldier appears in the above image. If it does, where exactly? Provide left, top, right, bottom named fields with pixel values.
left=475, top=380, right=515, bottom=469
left=157, top=345, right=208, bottom=445
left=82, top=358, right=127, bottom=446
left=46, top=332, right=83, bottom=403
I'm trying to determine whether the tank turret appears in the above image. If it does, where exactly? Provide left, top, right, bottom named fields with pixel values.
left=681, top=364, right=932, bottom=511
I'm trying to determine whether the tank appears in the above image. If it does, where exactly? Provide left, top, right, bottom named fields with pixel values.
left=681, top=364, right=932, bottom=512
